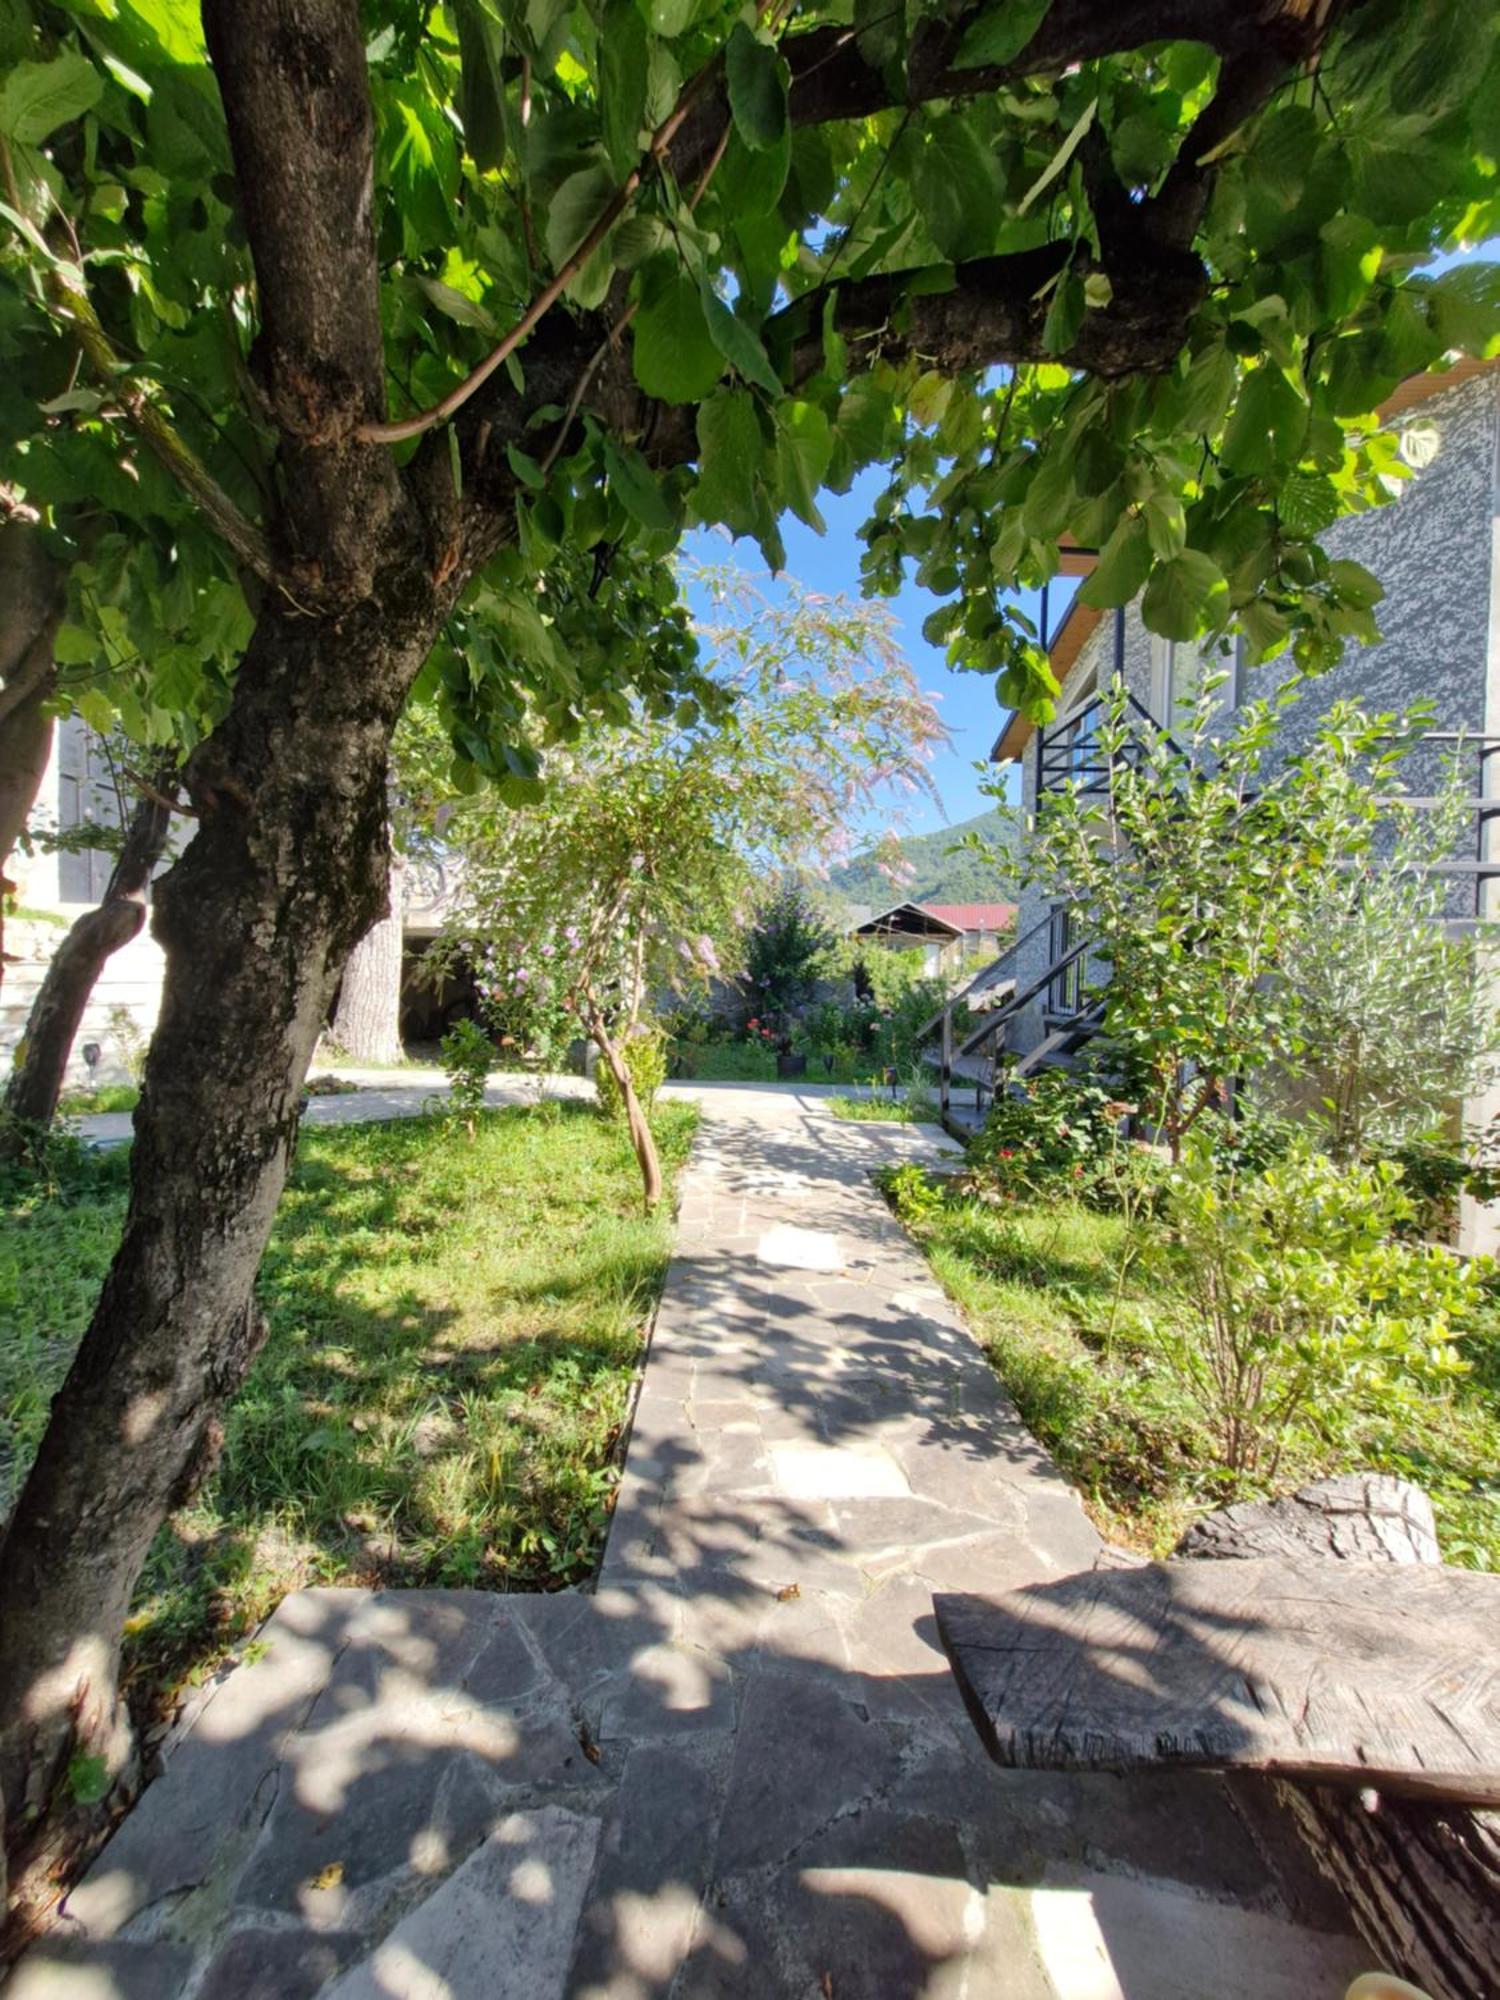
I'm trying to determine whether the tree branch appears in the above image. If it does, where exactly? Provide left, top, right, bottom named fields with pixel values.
left=202, top=0, right=405, bottom=598
left=47, top=273, right=276, bottom=587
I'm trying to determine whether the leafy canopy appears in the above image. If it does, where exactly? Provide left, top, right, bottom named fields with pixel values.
left=2, top=0, right=1499, bottom=764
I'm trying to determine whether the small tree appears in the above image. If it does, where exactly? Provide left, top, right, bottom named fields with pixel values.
left=1162, top=1136, right=1478, bottom=1483
left=1013, top=682, right=1422, bottom=1157
left=447, top=574, right=944, bottom=1204
left=741, top=878, right=836, bottom=1048
left=1274, top=776, right=1498, bottom=1162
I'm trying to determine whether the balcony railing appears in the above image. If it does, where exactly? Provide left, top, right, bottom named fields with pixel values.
left=1035, top=686, right=1181, bottom=797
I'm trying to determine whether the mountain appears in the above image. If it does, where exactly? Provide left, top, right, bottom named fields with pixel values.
left=824, top=809, right=1016, bottom=915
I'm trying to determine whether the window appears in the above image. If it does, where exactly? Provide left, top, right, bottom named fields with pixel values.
left=1048, top=903, right=1085, bottom=1017
left=1152, top=635, right=1244, bottom=730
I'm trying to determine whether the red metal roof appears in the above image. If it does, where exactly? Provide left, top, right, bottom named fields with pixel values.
left=921, top=902, right=1015, bottom=932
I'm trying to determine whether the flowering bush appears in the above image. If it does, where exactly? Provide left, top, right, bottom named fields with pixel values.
left=439, top=1017, right=493, bottom=1138
left=967, top=1068, right=1131, bottom=1203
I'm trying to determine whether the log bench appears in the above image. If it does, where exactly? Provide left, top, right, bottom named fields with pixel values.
left=934, top=1477, right=1500, bottom=1999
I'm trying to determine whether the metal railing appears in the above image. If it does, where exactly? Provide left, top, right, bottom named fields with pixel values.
left=1036, top=686, right=1183, bottom=797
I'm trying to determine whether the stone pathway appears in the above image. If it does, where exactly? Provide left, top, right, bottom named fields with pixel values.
left=19, top=1089, right=1366, bottom=1998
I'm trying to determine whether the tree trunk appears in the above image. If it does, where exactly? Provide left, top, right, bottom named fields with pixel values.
left=0, top=524, right=65, bottom=994
left=329, top=853, right=404, bottom=1063
left=3, top=761, right=176, bottom=1134
left=1177, top=1476, right=1500, bottom=1999
left=587, top=1001, right=663, bottom=1210
left=0, top=597, right=431, bottom=1886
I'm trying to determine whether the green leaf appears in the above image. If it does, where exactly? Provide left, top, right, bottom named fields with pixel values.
left=1041, top=269, right=1085, bottom=355
left=600, top=0, right=649, bottom=178
left=612, top=213, right=668, bottom=269
left=453, top=0, right=507, bottom=172
left=1221, top=366, right=1308, bottom=473
left=912, top=114, right=1001, bottom=260
left=725, top=22, right=787, bottom=153
left=697, top=274, right=781, bottom=395
left=0, top=54, right=102, bottom=145
left=603, top=434, right=675, bottom=531
left=775, top=400, right=832, bottom=532
left=1017, top=95, right=1097, bottom=215
left=953, top=0, right=1048, bottom=71
left=1428, top=263, right=1500, bottom=359
left=1164, top=341, right=1236, bottom=436
left=695, top=387, right=763, bottom=535
left=633, top=261, right=722, bottom=403
left=1021, top=444, right=1073, bottom=539
left=1143, top=489, right=1186, bottom=561
left=1319, top=214, right=1381, bottom=320
left=1142, top=549, right=1227, bottom=641
left=546, top=164, right=616, bottom=272
left=1277, top=470, right=1341, bottom=538
left=1077, top=511, right=1150, bottom=609
left=1246, top=103, right=1317, bottom=209
left=1326, top=557, right=1383, bottom=611
left=414, top=274, right=497, bottom=333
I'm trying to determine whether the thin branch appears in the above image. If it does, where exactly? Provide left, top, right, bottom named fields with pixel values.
left=359, top=41, right=726, bottom=446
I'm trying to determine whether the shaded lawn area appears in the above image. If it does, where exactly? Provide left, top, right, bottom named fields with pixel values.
left=673, top=1040, right=872, bottom=1084
left=1, top=1099, right=697, bottom=1714
left=904, top=1194, right=1500, bottom=1569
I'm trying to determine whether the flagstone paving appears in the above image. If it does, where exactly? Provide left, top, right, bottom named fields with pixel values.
left=20, top=1087, right=1366, bottom=1999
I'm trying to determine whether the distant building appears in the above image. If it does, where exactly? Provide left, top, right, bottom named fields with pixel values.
left=848, top=899, right=1014, bottom=977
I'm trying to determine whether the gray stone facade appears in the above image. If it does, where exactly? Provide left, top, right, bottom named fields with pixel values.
left=998, top=364, right=1500, bottom=1072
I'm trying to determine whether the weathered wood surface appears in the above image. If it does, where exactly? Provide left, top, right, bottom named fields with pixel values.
left=1174, top=1475, right=1499, bottom=2000
left=1175, top=1475, right=1440, bottom=1567
left=934, top=1558, right=1500, bottom=1806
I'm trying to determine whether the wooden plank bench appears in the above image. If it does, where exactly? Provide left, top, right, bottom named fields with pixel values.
left=934, top=1558, right=1500, bottom=1808
left=933, top=1479, right=1500, bottom=1999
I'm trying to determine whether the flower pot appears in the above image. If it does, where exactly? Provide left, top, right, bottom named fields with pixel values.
left=776, top=1052, right=808, bottom=1079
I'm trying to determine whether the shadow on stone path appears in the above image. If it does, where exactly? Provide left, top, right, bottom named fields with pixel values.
left=18, top=1089, right=1365, bottom=1998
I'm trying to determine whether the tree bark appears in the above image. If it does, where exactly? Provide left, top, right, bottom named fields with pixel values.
left=1177, top=1476, right=1500, bottom=2000
left=0, top=598, right=434, bottom=1881
left=0, top=524, right=65, bottom=994
left=586, top=999, right=663, bottom=1210
left=329, top=853, right=405, bottom=1064
left=3, top=760, right=176, bottom=1135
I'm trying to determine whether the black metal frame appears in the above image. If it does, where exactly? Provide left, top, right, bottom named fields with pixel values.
left=1034, top=684, right=1179, bottom=798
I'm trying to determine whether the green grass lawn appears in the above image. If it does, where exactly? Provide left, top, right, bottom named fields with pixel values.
left=1, top=1100, right=697, bottom=1713
left=827, top=1093, right=935, bottom=1123
left=58, top=1083, right=141, bottom=1116
left=897, top=1190, right=1500, bottom=1567
left=672, top=1040, right=875, bottom=1084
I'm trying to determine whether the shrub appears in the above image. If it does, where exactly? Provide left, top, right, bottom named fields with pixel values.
left=439, top=1017, right=493, bottom=1136
left=875, top=1161, right=948, bottom=1224
left=596, top=1022, right=668, bottom=1122
left=1378, top=1131, right=1500, bottom=1243
left=966, top=1067, right=1130, bottom=1202
left=1159, top=1137, right=1481, bottom=1482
